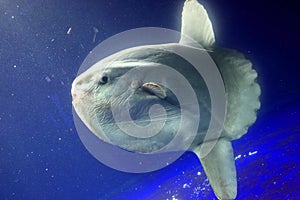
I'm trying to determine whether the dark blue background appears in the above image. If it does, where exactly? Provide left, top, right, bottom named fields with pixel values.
left=0, top=0, right=299, bottom=199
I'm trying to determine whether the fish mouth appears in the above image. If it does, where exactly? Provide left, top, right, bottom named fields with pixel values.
left=141, top=82, right=167, bottom=99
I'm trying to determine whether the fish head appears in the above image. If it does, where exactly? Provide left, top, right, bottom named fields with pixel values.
left=71, top=45, right=191, bottom=152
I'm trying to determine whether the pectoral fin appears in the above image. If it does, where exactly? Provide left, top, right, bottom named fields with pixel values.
left=193, top=138, right=237, bottom=200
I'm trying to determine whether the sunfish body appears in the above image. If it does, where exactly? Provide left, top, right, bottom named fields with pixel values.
left=71, top=0, right=261, bottom=199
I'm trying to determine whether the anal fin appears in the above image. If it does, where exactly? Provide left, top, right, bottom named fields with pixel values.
left=194, top=138, right=237, bottom=200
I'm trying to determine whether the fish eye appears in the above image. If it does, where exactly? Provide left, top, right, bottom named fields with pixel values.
left=99, top=75, right=108, bottom=85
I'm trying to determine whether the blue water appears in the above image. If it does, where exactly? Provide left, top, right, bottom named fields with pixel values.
left=0, top=0, right=299, bottom=199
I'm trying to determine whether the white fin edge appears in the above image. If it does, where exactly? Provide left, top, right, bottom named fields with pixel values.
left=180, top=0, right=215, bottom=49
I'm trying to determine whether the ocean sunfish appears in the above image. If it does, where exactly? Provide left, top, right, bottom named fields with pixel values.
left=71, top=0, right=261, bottom=199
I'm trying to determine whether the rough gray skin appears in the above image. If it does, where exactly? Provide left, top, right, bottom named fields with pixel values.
left=72, top=45, right=211, bottom=153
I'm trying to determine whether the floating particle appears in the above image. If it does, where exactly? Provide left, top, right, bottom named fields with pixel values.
left=235, top=154, right=241, bottom=160
left=93, top=27, right=99, bottom=33
left=183, top=183, right=190, bottom=189
left=248, top=150, right=258, bottom=156
left=45, top=76, right=51, bottom=82
left=92, top=27, right=99, bottom=43
left=67, top=27, right=72, bottom=35
left=171, top=195, right=178, bottom=200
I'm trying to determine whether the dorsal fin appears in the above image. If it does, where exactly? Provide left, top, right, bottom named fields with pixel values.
left=179, top=0, right=215, bottom=49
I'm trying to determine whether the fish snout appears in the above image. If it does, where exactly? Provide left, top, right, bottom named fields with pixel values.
left=71, top=84, right=79, bottom=101
left=71, top=87, right=86, bottom=101
left=71, top=92, right=77, bottom=100
left=71, top=79, right=88, bottom=101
